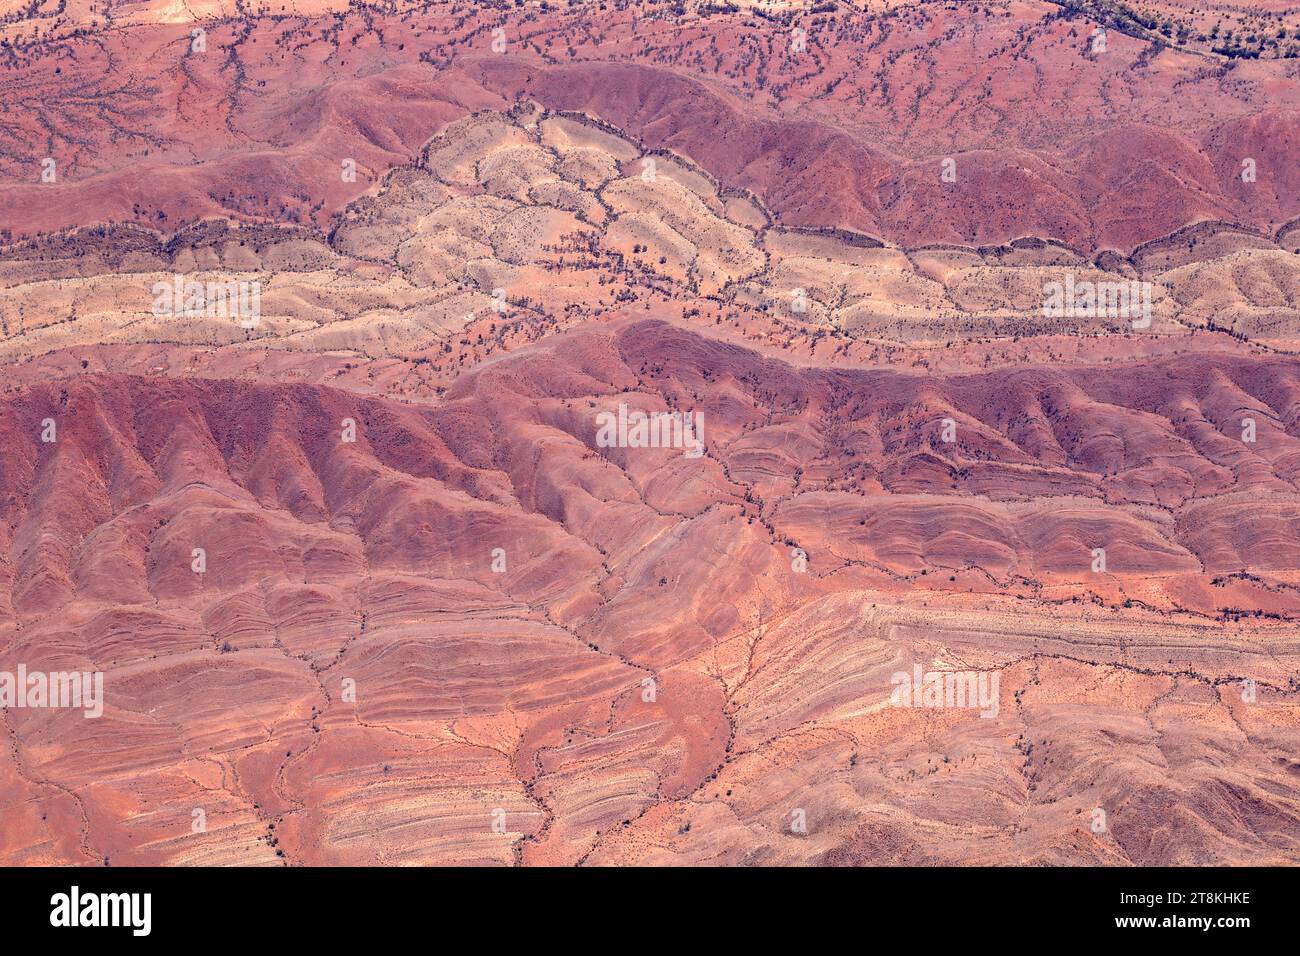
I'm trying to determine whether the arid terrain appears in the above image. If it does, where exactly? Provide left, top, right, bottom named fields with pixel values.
left=1, top=0, right=1298, bottom=866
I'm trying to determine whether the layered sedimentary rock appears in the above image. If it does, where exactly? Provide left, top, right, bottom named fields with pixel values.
left=2, top=321, right=1299, bottom=865
left=1, top=0, right=1299, bottom=867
